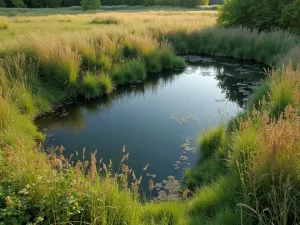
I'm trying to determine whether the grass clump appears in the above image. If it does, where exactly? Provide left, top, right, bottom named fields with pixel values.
left=0, top=19, right=9, bottom=30
left=81, top=72, right=113, bottom=99
left=145, top=52, right=162, bottom=73
left=184, top=157, right=226, bottom=191
left=188, top=175, right=238, bottom=220
left=199, top=126, right=226, bottom=162
left=91, top=16, right=120, bottom=25
left=142, top=202, right=186, bottom=225
left=113, top=59, right=146, bottom=85
left=39, top=46, right=82, bottom=87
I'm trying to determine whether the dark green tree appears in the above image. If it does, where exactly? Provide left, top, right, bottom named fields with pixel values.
left=45, top=0, right=61, bottom=7
left=0, top=0, right=6, bottom=6
left=81, top=0, right=100, bottom=10
left=62, top=0, right=74, bottom=6
left=218, top=0, right=299, bottom=33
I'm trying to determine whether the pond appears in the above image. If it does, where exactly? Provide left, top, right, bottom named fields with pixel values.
left=36, top=56, right=266, bottom=194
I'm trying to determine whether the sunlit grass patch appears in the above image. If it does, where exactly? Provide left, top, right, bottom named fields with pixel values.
left=142, top=202, right=186, bottom=225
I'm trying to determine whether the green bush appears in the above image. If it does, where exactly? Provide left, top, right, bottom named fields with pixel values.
left=81, top=0, right=100, bottom=10
left=44, top=0, right=62, bottom=7
left=0, top=0, right=5, bottom=7
left=218, top=0, right=300, bottom=34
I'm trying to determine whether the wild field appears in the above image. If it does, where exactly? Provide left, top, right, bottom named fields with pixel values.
left=0, top=5, right=300, bottom=225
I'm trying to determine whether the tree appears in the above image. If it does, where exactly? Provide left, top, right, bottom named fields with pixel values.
left=0, top=0, right=6, bottom=6
left=45, top=0, right=61, bottom=7
left=62, top=0, right=74, bottom=6
left=218, top=0, right=299, bottom=33
left=182, top=0, right=208, bottom=7
left=81, top=0, right=100, bottom=10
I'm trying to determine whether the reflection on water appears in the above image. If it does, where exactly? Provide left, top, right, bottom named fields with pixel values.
left=36, top=56, right=266, bottom=193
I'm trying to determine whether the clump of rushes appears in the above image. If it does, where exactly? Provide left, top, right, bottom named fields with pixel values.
left=81, top=72, right=113, bottom=99
left=199, top=126, right=226, bottom=162
left=40, top=46, right=82, bottom=87
left=113, top=59, right=146, bottom=85
left=172, top=56, right=186, bottom=69
left=158, top=47, right=174, bottom=69
left=0, top=19, right=9, bottom=30
left=91, top=16, right=120, bottom=25
left=98, top=55, right=112, bottom=72
left=123, top=35, right=158, bottom=59
left=144, top=52, right=162, bottom=73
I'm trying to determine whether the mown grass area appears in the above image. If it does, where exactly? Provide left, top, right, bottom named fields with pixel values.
left=0, top=7, right=300, bottom=225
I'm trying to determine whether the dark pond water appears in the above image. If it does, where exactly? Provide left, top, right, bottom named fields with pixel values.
left=36, top=56, right=266, bottom=193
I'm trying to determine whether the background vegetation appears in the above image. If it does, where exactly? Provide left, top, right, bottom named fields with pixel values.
left=218, top=0, right=300, bottom=34
left=0, top=0, right=222, bottom=9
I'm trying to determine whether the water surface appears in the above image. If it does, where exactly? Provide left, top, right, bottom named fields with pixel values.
left=37, top=56, right=265, bottom=192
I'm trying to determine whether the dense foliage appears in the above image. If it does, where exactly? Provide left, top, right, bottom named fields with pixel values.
left=218, top=0, right=300, bottom=34
left=81, top=0, right=100, bottom=9
left=0, top=0, right=212, bottom=8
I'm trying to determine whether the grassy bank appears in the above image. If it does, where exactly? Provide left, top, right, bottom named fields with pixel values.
left=0, top=9, right=300, bottom=224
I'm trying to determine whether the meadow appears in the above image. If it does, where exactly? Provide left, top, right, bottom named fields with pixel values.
left=0, top=6, right=300, bottom=225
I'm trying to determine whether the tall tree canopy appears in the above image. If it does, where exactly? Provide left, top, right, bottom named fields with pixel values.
left=218, top=0, right=300, bottom=33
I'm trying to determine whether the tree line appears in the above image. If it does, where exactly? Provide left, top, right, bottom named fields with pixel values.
left=218, top=0, right=300, bottom=34
left=0, top=0, right=223, bottom=8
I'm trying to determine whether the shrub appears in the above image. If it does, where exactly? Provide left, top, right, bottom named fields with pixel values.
left=81, top=0, right=100, bottom=10
left=218, top=0, right=300, bottom=33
